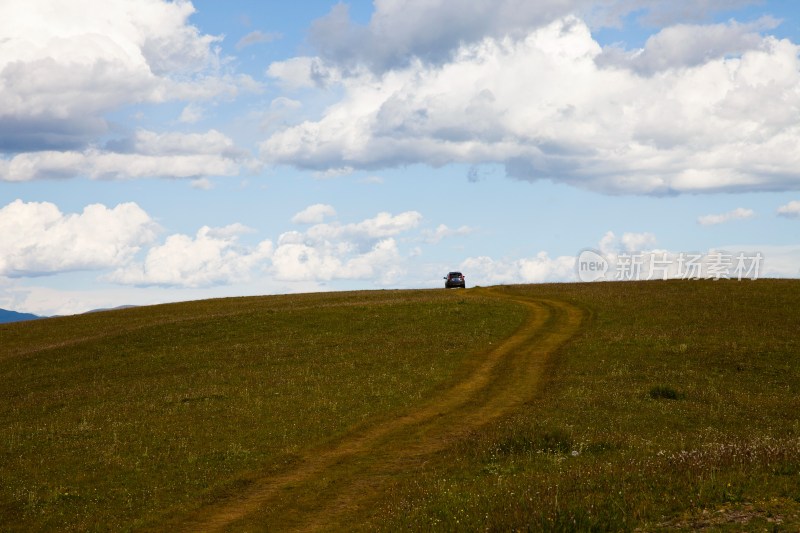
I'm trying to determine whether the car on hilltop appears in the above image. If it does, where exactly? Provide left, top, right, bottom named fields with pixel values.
left=444, top=272, right=466, bottom=289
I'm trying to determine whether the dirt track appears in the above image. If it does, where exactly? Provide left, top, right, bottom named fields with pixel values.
left=169, top=288, right=584, bottom=531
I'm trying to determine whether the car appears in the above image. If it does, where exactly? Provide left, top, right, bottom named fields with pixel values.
left=444, top=271, right=466, bottom=289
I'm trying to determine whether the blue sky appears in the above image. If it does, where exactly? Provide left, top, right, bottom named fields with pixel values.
left=2, top=0, right=800, bottom=315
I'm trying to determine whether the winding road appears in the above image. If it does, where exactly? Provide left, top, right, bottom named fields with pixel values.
left=168, top=288, right=584, bottom=531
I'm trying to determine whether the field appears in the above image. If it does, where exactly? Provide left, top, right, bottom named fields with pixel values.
left=1, top=281, right=799, bottom=531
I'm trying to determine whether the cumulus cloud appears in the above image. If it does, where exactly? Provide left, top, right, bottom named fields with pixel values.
left=312, top=167, right=355, bottom=179
left=633, top=0, right=760, bottom=26
left=179, top=103, right=204, bottom=124
left=271, top=238, right=402, bottom=283
left=291, top=204, right=337, bottom=224
left=109, top=224, right=273, bottom=288
left=598, top=17, right=780, bottom=75
left=236, top=30, right=282, bottom=50
left=266, top=56, right=342, bottom=89
left=0, top=200, right=158, bottom=277
left=598, top=231, right=657, bottom=253
left=305, top=211, right=422, bottom=242
left=190, top=177, right=213, bottom=190
left=729, top=244, right=800, bottom=277
left=0, top=198, right=423, bottom=289
left=459, top=228, right=792, bottom=286
left=460, top=252, right=576, bottom=285
left=621, top=232, right=657, bottom=251
left=360, top=175, right=384, bottom=184
left=0, top=129, right=252, bottom=181
left=698, top=207, right=755, bottom=225
left=423, top=224, right=476, bottom=244
left=0, top=0, right=254, bottom=153
left=308, top=0, right=561, bottom=72
left=271, top=210, right=421, bottom=283
left=777, top=200, right=800, bottom=218
left=102, top=208, right=421, bottom=287
left=262, top=15, right=800, bottom=195
left=307, top=0, right=762, bottom=72
left=260, top=96, right=304, bottom=133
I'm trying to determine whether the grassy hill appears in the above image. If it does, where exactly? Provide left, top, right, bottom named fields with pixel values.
left=1, top=281, right=799, bottom=531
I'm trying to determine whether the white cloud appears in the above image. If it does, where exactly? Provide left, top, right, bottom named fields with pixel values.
left=108, top=224, right=273, bottom=288
left=633, top=0, right=760, bottom=26
left=309, top=1, right=554, bottom=71
left=0, top=282, right=259, bottom=317
left=777, top=200, right=800, bottom=218
left=291, top=204, right=337, bottom=224
left=460, top=252, right=575, bottom=286
left=0, top=200, right=158, bottom=277
left=262, top=16, right=800, bottom=195
left=458, top=229, right=800, bottom=287
left=621, top=232, right=657, bottom=251
left=698, top=207, right=755, bottom=225
left=312, top=167, right=355, bottom=179
left=266, top=56, right=342, bottom=89
left=423, top=224, right=475, bottom=243
left=259, top=97, right=304, bottom=135
left=125, top=129, right=245, bottom=157
left=307, top=0, right=759, bottom=72
left=236, top=30, right=282, bottom=50
left=270, top=97, right=303, bottom=111
left=271, top=238, right=402, bottom=283
left=0, top=129, right=252, bottom=181
left=178, top=103, right=204, bottom=124
left=360, top=175, right=384, bottom=184
left=0, top=0, right=252, bottom=152
left=0, top=285, right=135, bottom=317
left=271, top=210, right=421, bottom=283
left=305, top=211, right=422, bottom=242
left=728, top=244, right=800, bottom=277
left=190, top=177, right=213, bottom=190
left=598, top=231, right=616, bottom=255
left=103, top=208, right=420, bottom=288
left=598, top=231, right=657, bottom=253
left=598, top=17, right=779, bottom=75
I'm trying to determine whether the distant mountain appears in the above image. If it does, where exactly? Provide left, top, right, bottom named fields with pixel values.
left=85, top=305, right=138, bottom=314
left=0, top=309, right=42, bottom=324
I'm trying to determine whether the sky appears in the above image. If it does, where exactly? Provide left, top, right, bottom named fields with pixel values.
left=2, top=0, right=800, bottom=316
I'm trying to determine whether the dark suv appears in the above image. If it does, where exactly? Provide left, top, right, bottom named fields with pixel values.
left=444, top=272, right=466, bottom=289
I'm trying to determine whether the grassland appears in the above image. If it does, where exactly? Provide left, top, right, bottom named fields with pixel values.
left=1, top=290, right=525, bottom=531
left=370, top=281, right=800, bottom=531
left=2, top=280, right=799, bottom=531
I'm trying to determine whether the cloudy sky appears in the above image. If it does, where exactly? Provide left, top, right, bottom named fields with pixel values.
left=2, top=0, right=800, bottom=315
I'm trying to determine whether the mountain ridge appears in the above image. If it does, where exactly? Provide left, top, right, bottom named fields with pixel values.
left=0, top=308, right=41, bottom=323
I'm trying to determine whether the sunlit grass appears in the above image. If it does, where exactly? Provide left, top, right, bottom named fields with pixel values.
left=0, top=289, right=526, bottom=531
left=3, top=280, right=799, bottom=531
left=371, top=280, right=800, bottom=531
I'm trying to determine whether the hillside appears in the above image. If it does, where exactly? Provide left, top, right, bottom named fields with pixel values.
left=1, top=281, right=799, bottom=531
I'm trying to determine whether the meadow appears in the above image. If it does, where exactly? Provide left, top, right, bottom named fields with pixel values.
left=2, top=280, right=799, bottom=531
left=370, top=281, right=800, bottom=530
left=1, top=290, right=525, bottom=530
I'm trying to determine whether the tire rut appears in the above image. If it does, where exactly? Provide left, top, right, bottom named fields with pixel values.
left=167, top=288, right=584, bottom=532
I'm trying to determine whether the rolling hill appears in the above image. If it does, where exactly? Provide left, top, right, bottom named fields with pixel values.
left=1, top=281, right=799, bottom=531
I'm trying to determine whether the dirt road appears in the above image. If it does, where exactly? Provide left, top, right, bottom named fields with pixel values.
left=169, top=288, right=584, bottom=531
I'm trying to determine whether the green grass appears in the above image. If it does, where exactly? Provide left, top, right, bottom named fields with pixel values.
left=3, top=280, right=800, bottom=531
left=0, top=289, right=526, bottom=531
left=370, top=280, right=800, bottom=530
left=649, top=385, right=682, bottom=400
